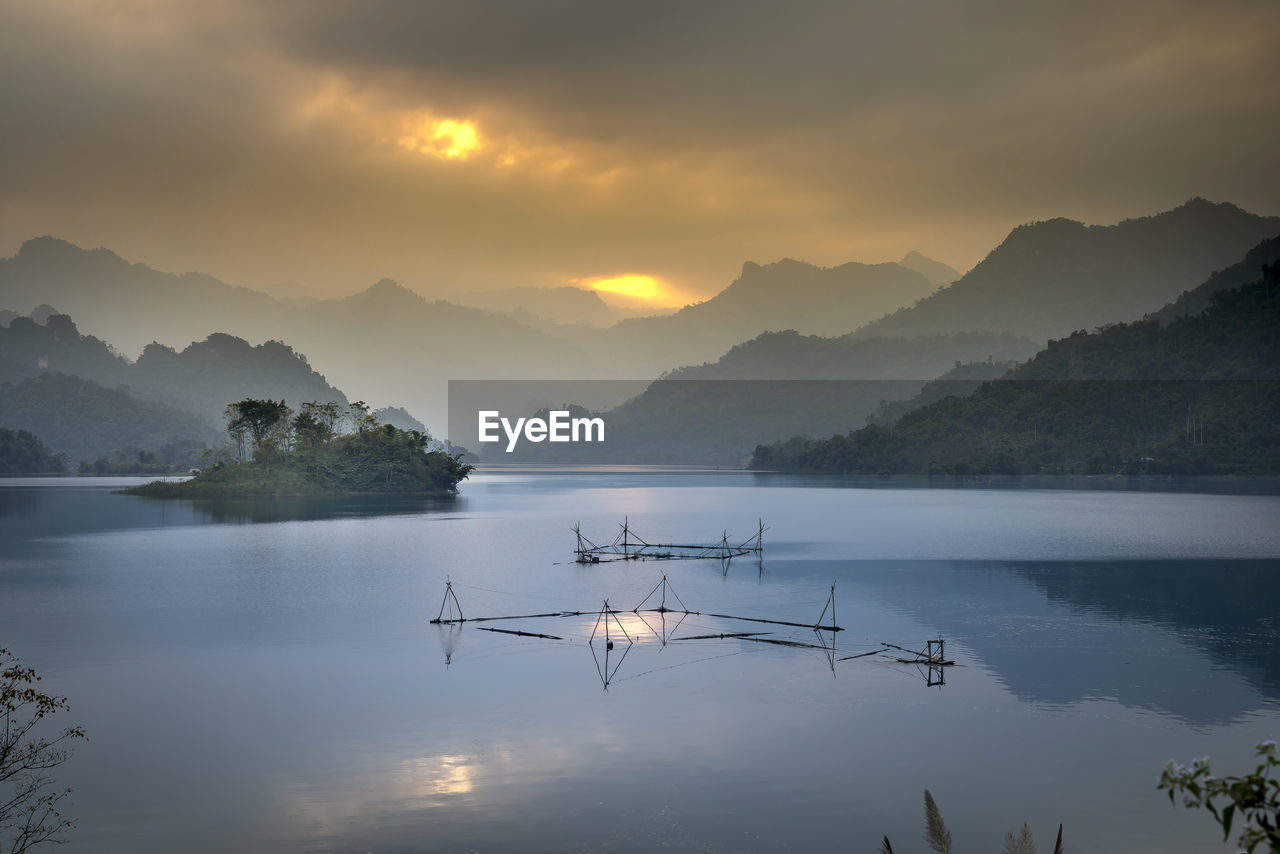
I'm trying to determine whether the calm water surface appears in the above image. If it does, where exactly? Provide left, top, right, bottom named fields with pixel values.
left=1, top=471, right=1278, bottom=852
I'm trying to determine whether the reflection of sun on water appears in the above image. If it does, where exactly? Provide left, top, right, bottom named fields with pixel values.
left=584, top=609, right=679, bottom=645
left=398, top=754, right=474, bottom=796
left=285, top=753, right=483, bottom=840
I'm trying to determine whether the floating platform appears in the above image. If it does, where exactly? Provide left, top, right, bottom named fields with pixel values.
left=573, top=518, right=765, bottom=564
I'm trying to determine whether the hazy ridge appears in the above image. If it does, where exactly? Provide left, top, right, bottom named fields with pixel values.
left=4, top=199, right=1279, bottom=468
left=856, top=198, right=1280, bottom=342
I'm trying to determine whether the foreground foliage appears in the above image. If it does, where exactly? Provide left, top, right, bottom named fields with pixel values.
left=1159, top=741, right=1280, bottom=853
left=1, top=649, right=85, bottom=853
left=879, top=789, right=1062, bottom=854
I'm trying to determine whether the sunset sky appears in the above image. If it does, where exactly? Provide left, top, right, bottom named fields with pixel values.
left=2, top=0, right=1277, bottom=305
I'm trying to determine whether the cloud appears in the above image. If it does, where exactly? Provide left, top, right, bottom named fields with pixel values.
left=0, top=0, right=1277, bottom=296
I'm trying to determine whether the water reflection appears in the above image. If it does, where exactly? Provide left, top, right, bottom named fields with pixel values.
left=750, top=472, right=1280, bottom=496
left=1006, top=560, right=1280, bottom=700
left=287, top=752, right=479, bottom=842
left=818, top=558, right=1280, bottom=725
left=143, top=492, right=463, bottom=524
left=0, top=479, right=465, bottom=543
left=6, top=473, right=1279, bottom=854
left=590, top=637, right=634, bottom=689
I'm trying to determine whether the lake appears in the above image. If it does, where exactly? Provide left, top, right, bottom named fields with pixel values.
left=2, top=471, right=1278, bottom=852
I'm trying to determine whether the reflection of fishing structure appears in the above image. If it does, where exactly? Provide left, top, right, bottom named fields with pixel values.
left=430, top=575, right=957, bottom=689
left=881, top=639, right=954, bottom=687
left=573, top=519, right=765, bottom=574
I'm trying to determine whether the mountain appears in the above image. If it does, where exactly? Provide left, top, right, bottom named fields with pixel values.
left=1147, top=235, right=1280, bottom=326
left=865, top=359, right=1022, bottom=427
left=0, top=236, right=283, bottom=356
left=664, top=329, right=1039, bottom=380
left=0, top=313, right=355, bottom=461
left=0, top=427, right=68, bottom=475
left=898, top=251, right=960, bottom=286
left=0, top=243, right=590, bottom=428
left=130, top=333, right=349, bottom=425
left=447, top=285, right=616, bottom=328
left=373, top=406, right=427, bottom=433
left=0, top=313, right=131, bottom=387
left=0, top=313, right=350, bottom=421
left=597, top=258, right=937, bottom=376
left=478, top=331, right=1040, bottom=466
left=753, top=260, right=1280, bottom=475
left=280, top=279, right=589, bottom=429
left=8, top=198, right=1276, bottom=433
left=0, top=373, right=219, bottom=465
left=855, top=198, right=1280, bottom=343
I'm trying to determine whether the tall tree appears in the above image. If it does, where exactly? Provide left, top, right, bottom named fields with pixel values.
left=224, top=399, right=293, bottom=460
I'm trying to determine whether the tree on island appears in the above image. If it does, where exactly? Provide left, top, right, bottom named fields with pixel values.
left=135, top=398, right=473, bottom=495
left=1, top=648, right=85, bottom=853
left=224, top=398, right=292, bottom=462
left=292, top=401, right=342, bottom=449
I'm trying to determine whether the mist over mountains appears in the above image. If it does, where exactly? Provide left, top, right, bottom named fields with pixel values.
left=756, top=258, right=1280, bottom=475
left=0, top=239, right=952, bottom=425
left=592, top=258, right=938, bottom=373
left=2, top=197, right=1278, bottom=467
left=897, top=251, right=960, bottom=287
left=856, top=199, right=1280, bottom=342
left=0, top=312, right=348, bottom=463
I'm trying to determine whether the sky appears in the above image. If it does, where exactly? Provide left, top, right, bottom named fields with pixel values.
left=1, top=0, right=1278, bottom=305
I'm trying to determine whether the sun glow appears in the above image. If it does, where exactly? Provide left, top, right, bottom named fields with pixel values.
left=398, top=118, right=481, bottom=160
left=580, top=273, right=688, bottom=307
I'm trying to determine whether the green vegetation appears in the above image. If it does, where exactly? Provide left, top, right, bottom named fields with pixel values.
left=76, top=440, right=206, bottom=475
left=663, top=329, right=1039, bottom=381
left=0, top=373, right=217, bottom=465
left=0, top=311, right=352, bottom=465
left=752, top=268, right=1280, bottom=476
left=126, top=399, right=472, bottom=496
left=1159, top=741, right=1280, bottom=854
left=0, top=428, right=67, bottom=475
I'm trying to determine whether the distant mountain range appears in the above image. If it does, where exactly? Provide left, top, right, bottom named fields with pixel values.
left=444, top=285, right=620, bottom=328
left=0, top=240, right=960, bottom=424
left=664, top=329, right=1038, bottom=380
left=0, top=312, right=349, bottom=463
left=594, top=258, right=938, bottom=375
left=3, top=198, right=1278, bottom=441
left=897, top=251, right=960, bottom=286
left=856, top=198, right=1280, bottom=342
left=478, top=330, right=1040, bottom=466
left=755, top=255, right=1280, bottom=475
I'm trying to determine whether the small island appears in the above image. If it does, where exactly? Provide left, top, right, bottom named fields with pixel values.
left=125, top=399, right=473, bottom=497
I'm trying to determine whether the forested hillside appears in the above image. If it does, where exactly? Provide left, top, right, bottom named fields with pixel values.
left=753, top=265, right=1280, bottom=476
left=0, top=427, right=68, bottom=475
left=0, top=373, right=218, bottom=465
